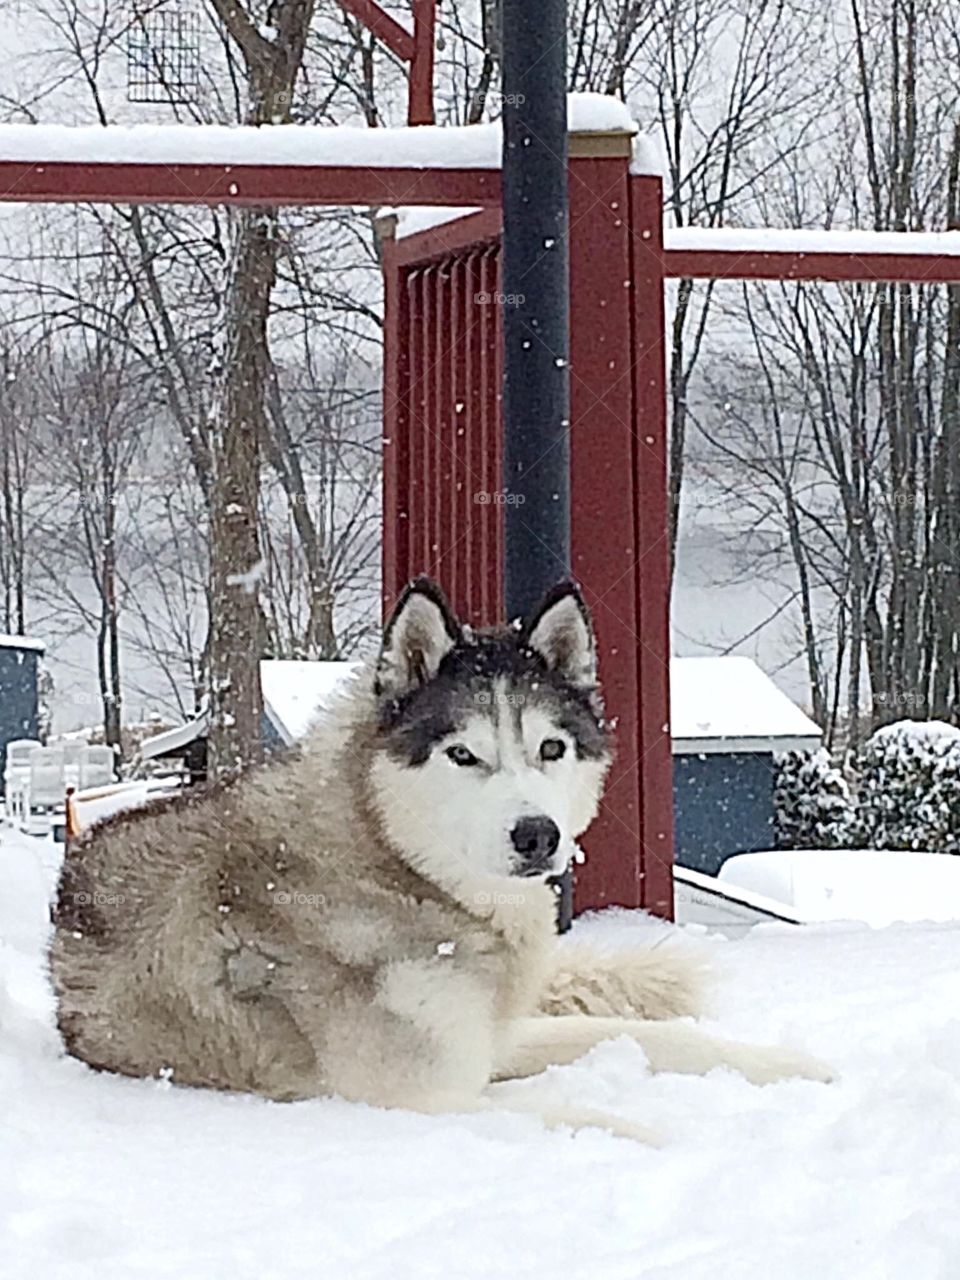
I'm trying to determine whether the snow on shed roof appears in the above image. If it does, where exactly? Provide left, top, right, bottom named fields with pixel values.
left=0, top=634, right=44, bottom=653
left=261, top=660, right=360, bottom=746
left=140, top=660, right=362, bottom=759
left=671, top=656, right=821, bottom=755
left=141, top=655, right=822, bottom=760
left=140, top=709, right=209, bottom=760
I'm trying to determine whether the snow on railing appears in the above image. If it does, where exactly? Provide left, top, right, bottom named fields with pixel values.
left=664, top=225, right=960, bottom=283
left=0, top=94, right=637, bottom=172
left=0, top=122, right=502, bottom=171
left=666, top=226, right=960, bottom=257
left=0, top=95, right=641, bottom=208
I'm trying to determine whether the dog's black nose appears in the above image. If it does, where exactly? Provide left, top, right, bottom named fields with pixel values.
left=510, top=816, right=561, bottom=873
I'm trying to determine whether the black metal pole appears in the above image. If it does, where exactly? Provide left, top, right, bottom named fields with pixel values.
left=501, top=0, right=572, bottom=929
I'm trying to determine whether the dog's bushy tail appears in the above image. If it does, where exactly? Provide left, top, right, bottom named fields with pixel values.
left=538, top=939, right=709, bottom=1021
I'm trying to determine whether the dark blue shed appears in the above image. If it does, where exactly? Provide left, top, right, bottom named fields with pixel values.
left=671, top=657, right=822, bottom=876
left=0, top=635, right=45, bottom=796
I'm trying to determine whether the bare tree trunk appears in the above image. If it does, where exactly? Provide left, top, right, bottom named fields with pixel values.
left=0, top=343, right=29, bottom=635
left=930, top=117, right=960, bottom=717
left=101, top=457, right=123, bottom=758
left=207, top=211, right=273, bottom=772
left=205, top=0, right=317, bottom=773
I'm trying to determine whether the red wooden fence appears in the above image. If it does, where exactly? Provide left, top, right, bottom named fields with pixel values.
left=381, top=140, right=675, bottom=917
left=1, top=110, right=958, bottom=919
left=379, top=149, right=960, bottom=921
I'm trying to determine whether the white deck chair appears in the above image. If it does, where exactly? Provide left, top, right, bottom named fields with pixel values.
left=4, top=738, right=41, bottom=827
left=61, top=741, right=86, bottom=791
left=25, top=746, right=66, bottom=835
left=79, top=744, right=116, bottom=791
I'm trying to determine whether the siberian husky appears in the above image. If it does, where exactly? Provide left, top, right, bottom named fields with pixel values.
left=50, top=578, right=830, bottom=1141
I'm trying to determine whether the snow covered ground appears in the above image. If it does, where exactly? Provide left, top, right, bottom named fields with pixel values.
left=3, top=824, right=960, bottom=1279
left=720, top=848, right=960, bottom=927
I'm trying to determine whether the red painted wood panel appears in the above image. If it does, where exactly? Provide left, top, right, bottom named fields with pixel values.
left=382, top=240, right=505, bottom=629
left=408, top=0, right=437, bottom=126
left=381, top=234, right=409, bottom=612
left=664, top=248, right=960, bottom=284
left=448, top=257, right=468, bottom=616
left=476, top=250, right=499, bottom=623
left=629, top=175, right=675, bottom=920
left=391, top=209, right=503, bottom=268
left=406, top=268, right=425, bottom=585
left=337, top=0, right=416, bottom=60
left=380, top=167, right=675, bottom=917
left=9, top=140, right=956, bottom=920
left=566, top=156, right=645, bottom=913
left=489, top=248, right=505, bottom=624
left=0, top=162, right=501, bottom=209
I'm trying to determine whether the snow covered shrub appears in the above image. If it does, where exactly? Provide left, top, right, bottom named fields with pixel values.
left=920, top=741, right=960, bottom=855
left=852, top=721, right=960, bottom=852
left=774, top=749, right=853, bottom=849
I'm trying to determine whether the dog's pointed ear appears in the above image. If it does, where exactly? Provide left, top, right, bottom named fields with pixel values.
left=376, top=577, right=461, bottom=699
left=520, top=582, right=597, bottom=689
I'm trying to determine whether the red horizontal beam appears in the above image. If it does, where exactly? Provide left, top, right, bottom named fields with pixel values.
left=664, top=248, right=960, bottom=285
left=335, top=0, right=415, bottom=61
left=0, top=162, right=501, bottom=208
left=3, top=158, right=958, bottom=289
left=389, top=207, right=502, bottom=265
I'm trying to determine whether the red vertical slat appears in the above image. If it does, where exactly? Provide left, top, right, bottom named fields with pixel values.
left=435, top=262, right=452, bottom=587
left=449, top=257, right=468, bottom=615
left=405, top=267, right=424, bottom=593
left=381, top=235, right=409, bottom=612
left=461, top=254, right=475, bottom=616
left=435, top=264, right=450, bottom=581
left=463, top=250, right=481, bottom=616
left=477, top=250, right=494, bottom=623
left=420, top=265, right=436, bottom=575
left=423, top=266, right=435, bottom=578
left=446, top=258, right=459, bottom=607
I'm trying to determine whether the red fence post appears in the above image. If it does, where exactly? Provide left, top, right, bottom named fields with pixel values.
left=629, top=172, right=674, bottom=919
left=377, top=150, right=677, bottom=918
left=562, top=138, right=674, bottom=916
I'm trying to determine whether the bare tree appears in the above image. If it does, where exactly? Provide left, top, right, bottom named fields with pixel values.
left=0, top=336, right=36, bottom=635
left=32, top=280, right=148, bottom=758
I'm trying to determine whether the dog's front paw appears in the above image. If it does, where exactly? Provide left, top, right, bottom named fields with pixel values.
left=729, top=1043, right=835, bottom=1086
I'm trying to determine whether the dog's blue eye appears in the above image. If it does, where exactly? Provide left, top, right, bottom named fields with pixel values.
left=540, top=738, right=566, bottom=762
left=446, top=745, right=480, bottom=767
